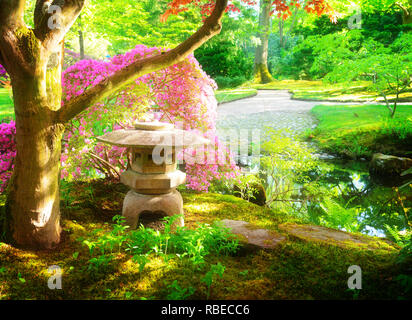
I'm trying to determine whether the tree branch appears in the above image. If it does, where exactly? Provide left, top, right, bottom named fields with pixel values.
left=0, top=0, right=26, bottom=29
left=0, top=0, right=26, bottom=73
left=34, top=0, right=85, bottom=51
left=57, top=0, right=228, bottom=124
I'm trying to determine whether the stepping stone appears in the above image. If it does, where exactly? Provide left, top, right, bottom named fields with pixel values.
left=222, top=219, right=285, bottom=251
left=278, top=223, right=398, bottom=251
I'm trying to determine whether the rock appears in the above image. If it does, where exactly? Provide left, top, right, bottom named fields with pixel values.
left=279, top=223, right=397, bottom=251
left=233, top=181, right=267, bottom=206
left=369, top=153, right=412, bottom=186
left=222, top=219, right=285, bottom=253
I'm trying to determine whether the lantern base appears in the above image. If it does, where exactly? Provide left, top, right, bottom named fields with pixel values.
left=122, top=189, right=184, bottom=229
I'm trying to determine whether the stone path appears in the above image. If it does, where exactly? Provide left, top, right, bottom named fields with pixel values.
left=222, top=219, right=285, bottom=250
left=217, top=90, right=318, bottom=136
left=279, top=223, right=398, bottom=251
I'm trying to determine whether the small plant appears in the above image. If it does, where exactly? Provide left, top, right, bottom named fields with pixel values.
left=201, top=263, right=225, bottom=300
left=234, top=174, right=259, bottom=202
left=132, top=254, right=149, bottom=278
left=126, top=216, right=239, bottom=270
left=166, top=280, right=196, bottom=300
left=346, top=288, right=360, bottom=300
left=87, top=254, right=113, bottom=273
left=17, top=273, right=25, bottom=284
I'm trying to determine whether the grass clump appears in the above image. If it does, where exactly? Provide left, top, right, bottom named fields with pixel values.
left=215, top=88, right=257, bottom=104
left=0, top=88, right=14, bottom=121
left=309, top=104, right=412, bottom=159
left=249, top=80, right=412, bottom=103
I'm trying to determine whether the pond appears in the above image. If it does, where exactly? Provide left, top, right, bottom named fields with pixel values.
left=299, top=159, right=409, bottom=237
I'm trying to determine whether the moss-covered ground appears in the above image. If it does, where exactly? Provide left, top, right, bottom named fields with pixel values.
left=0, top=180, right=408, bottom=300
left=309, top=104, right=412, bottom=159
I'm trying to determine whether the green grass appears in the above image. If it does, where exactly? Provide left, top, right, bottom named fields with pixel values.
left=0, top=87, right=14, bottom=120
left=309, top=104, right=412, bottom=159
left=248, top=80, right=412, bottom=103
left=215, top=88, right=257, bottom=104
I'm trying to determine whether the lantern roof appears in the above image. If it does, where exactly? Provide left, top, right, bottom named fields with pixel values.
left=96, top=121, right=210, bottom=148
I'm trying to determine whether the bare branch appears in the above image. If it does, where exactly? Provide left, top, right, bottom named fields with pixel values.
left=57, top=0, right=228, bottom=123
left=34, top=0, right=85, bottom=50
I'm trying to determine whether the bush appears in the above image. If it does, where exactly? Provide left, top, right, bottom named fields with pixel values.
left=214, top=76, right=247, bottom=89
left=195, top=40, right=253, bottom=80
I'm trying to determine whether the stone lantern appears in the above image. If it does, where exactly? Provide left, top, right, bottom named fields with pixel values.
left=96, top=121, right=209, bottom=229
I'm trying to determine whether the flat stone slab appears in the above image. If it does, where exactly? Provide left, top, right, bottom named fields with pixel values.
left=222, top=219, right=285, bottom=250
left=279, top=223, right=398, bottom=251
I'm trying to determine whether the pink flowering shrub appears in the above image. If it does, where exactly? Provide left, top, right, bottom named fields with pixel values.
left=0, top=121, right=16, bottom=193
left=0, top=64, right=10, bottom=87
left=63, top=45, right=239, bottom=191
left=0, top=64, right=7, bottom=78
left=0, top=46, right=239, bottom=193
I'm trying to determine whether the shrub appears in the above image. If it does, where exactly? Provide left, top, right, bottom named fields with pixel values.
left=214, top=76, right=247, bottom=89
left=195, top=40, right=253, bottom=80
left=0, top=121, right=15, bottom=193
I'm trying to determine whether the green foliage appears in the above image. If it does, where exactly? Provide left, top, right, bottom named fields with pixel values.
left=201, top=263, right=225, bottom=300
left=0, top=88, right=13, bottom=121
left=260, top=128, right=317, bottom=207
left=214, top=76, right=248, bottom=89
left=166, top=280, right=196, bottom=300
left=195, top=40, right=253, bottom=85
left=316, top=198, right=361, bottom=233
left=80, top=214, right=239, bottom=278
left=233, top=174, right=260, bottom=202
left=385, top=225, right=412, bottom=299
left=325, top=33, right=412, bottom=116
left=61, top=0, right=204, bottom=56
left=284, top=6, right=410, bottom=80
left=126, top=216, right=239, bottom=269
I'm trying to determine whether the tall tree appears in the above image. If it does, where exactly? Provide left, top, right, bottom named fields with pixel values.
left=253, top=0, right=337, bottom=84
left=0, top=0, right=228, bottom=249
left=254, top=0, right=274, bottom=83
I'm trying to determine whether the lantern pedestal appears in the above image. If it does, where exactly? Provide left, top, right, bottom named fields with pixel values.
left=122, top=189, right=184, bottom=229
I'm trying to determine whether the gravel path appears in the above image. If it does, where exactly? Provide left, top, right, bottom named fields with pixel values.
left=217, top=90, right=321, bottom=136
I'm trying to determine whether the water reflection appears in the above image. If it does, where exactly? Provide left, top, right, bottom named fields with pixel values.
left=260, top=158, right=410, bottom=238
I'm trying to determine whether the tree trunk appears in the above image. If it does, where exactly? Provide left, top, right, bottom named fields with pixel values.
left=254, top=0, right=274, bottom=84
left=5, top=41, right=65, bottom=249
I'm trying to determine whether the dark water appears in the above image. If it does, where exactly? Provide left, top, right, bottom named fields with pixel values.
left=258, top=158, right=411, bottom=238
left=307, top=159, right=410, bottom=237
